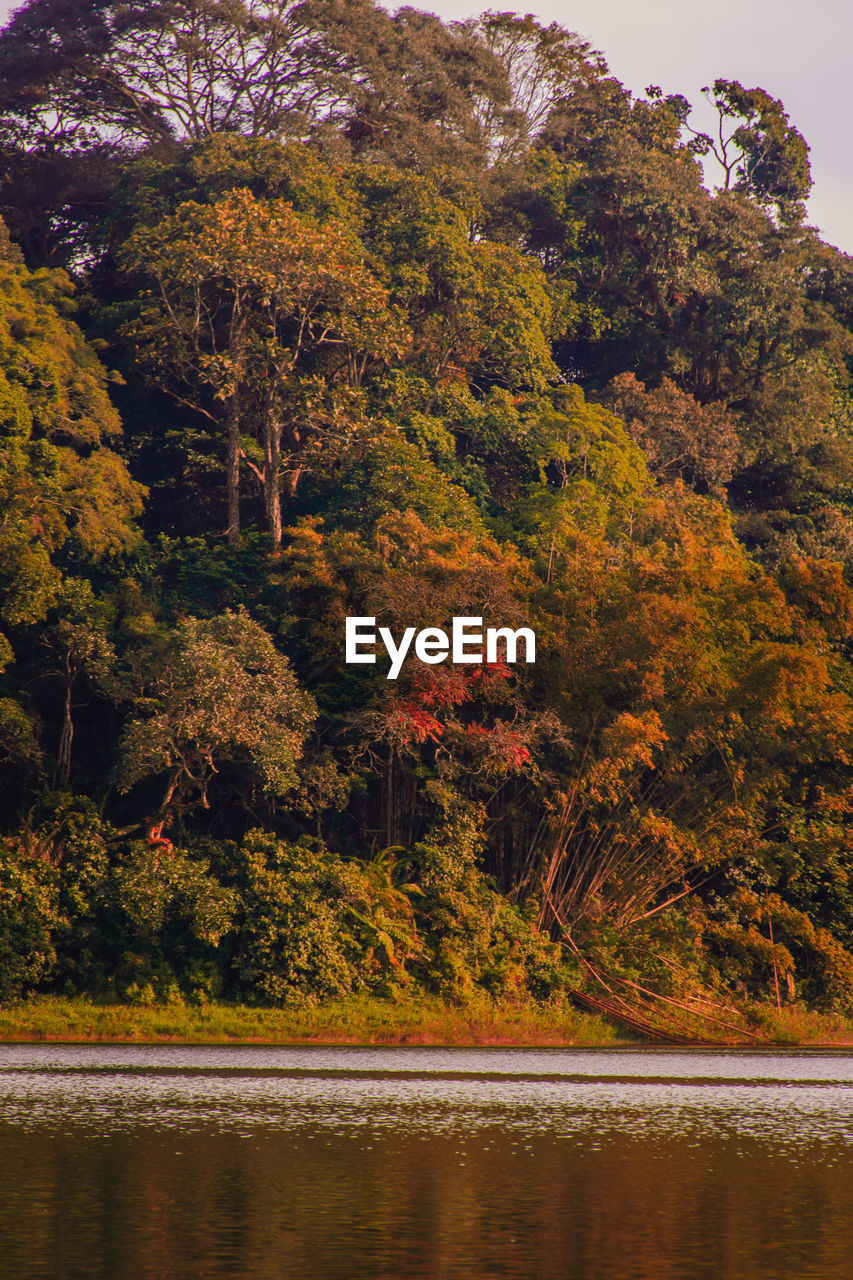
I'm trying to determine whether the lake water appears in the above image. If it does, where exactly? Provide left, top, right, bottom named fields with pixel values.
left=2, top=1045, right=853, bottom=1279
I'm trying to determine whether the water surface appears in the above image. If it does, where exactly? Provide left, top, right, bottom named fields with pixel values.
left=1, top=1044, right=852, bottom=1279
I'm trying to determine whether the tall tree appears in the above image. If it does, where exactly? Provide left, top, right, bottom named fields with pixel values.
left=355, top=165, right=559, bottom=392
left=117, top=610, right=315, bottom=835
left=0, top=223, right=142, bottom=797
left=0, top=227, right=143, bottom=662
left=122, top=186, right=407, bottom=543
left=686, top=79, right=812, bottom=217
left=0, top=0, right=358, bottom=147
left=466, top=11, right=607, bottom=164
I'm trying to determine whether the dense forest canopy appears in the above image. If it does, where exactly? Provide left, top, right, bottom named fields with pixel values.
left=1, top=0, right=853, bottom=1026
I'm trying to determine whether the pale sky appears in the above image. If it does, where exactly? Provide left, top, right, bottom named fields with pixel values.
left=1, top=0, right=850, bottom=253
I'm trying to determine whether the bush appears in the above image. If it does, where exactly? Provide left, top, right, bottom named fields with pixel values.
left=229, top=831, right=417, bottom=1003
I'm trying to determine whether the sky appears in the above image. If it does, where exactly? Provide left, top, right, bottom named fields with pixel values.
left=0, top=0, right=850, bottom=253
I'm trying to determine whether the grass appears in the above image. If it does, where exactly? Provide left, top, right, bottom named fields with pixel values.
left=745, top=1001, right=853, bottom=1046
left=0, top=993, right=627, bottom=1046
left=2, top=994, right=850, bottom=1047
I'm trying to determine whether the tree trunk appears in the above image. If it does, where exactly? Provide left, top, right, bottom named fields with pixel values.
left=226, top=391, right=241, bottom=544
left=55, top=672, right=74, bottom=788
left=225, top=307, right=247, bottom=546
left=262, top=411, right=283, bottom=547
left=285, top=424, right=304, bottom=501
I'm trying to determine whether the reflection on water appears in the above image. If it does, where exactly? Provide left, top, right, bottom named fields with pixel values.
left=2, top=1045, right=853, bottom=1279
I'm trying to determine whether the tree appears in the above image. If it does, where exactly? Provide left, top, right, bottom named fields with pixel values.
left=355, top=165, right=558, bottom=391
left=122, top=186, right=407, bottom=544
left=514, top=114, right=712, bottom=386
left=0, top=0, right=417, bottom=266
left=467, top=11, right=607, bottom=164
left=0, top=0, right=511, bottom=269
left=0, top=0, right=371, bottom=269
left=324, top=3, right=508, bottom=175
left=513, top=385, right=650, bottom=581
left=600, top=372, right=738, bottom=497
left=686, top=79, right=811, bottom=217
left=0, top=226, right=143, bottom=673
left=0, top=0, right=360, bottom=148
left=520, top=481, right=853, bottom=935
left=40, top=579, right=115, bottom=789
left=117, top=609, right=315, bottom=835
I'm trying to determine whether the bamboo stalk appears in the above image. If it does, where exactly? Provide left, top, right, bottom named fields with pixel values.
left=768, top=913, right=782, bottom=1016
left=614, top=976, right=760, bottom=1039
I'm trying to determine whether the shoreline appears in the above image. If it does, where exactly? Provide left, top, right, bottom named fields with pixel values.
left=1, top=995, right=850, bottom=1048
left=0, top=995, right=622, bottom=1048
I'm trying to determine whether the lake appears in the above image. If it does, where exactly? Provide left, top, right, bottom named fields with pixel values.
left=2, top=1044, right=853, bottom=1278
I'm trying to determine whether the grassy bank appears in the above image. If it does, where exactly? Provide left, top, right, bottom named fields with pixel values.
left=0, top=994, right=627, bottom=1046
left=2, top=996, right=851, bottom=1047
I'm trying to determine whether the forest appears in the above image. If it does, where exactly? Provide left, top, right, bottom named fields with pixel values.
left=1, top=0, right=853, bottom=1036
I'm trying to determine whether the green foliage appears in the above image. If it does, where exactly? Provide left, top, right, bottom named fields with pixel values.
left=0, top=697, right=42, bottom=776
left=356, top=165, right=558, bottom=390
left=0, top=250, right=143, bottom=658
left=228, top=831, right=411, bottom=1003
left=117, top=609, right=315, bottom=823
left=410, top=784, right=565, bottom=1000
left=0, top=800, right=237, bottom=1002
left=318, top=434, right=485, bottom=535
left=690, top=79, right=812, bottom=213
left=113, top=845, right=234, bottom=947
left=115, top=136, right=357, bottom=234
left=514, top=385, right=650, bottom=565
left=0, top=831, right=59, bottom=1000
